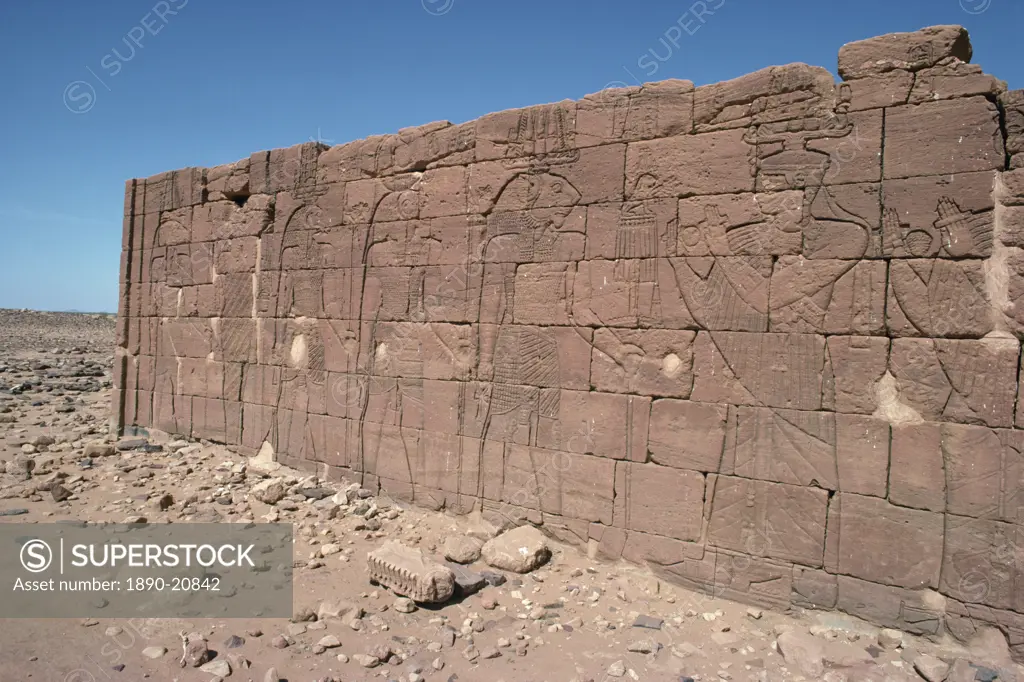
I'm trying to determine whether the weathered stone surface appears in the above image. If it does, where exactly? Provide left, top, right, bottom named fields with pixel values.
left=691, top=332, right=826, bottom=411
left=942, top=425, right=1024, bottom=522
left=625, top=129, right=754, bottom=198
left=614, top=462, right=705, bottom=541
left=769, top=258, right=886, bottom=335
left=884, top=98, right=1003, bottom=180
left=883, top=172, right=996, bottom=261
left=909, top=62, right=1006, bottom=104
left=443, top=535, right=483, bottom=564
left=693, top=64, right=837, bottom=132
left=838, top=25, right=972, bottom=80
left=941, top=515, right=1024, bottom=611
left=776, top=629, right=825, bottom=678
left=366, top=541, right=455, bottom=603
left=676, top=192, right=803, bottom=257
left=648, top=399, right=727, bottom=472
left=577, top=80, right=694, bottom=146
left=887, top=259, right=992, bottom=337
left=889, top=422, right=946, bottom=512
left=708, top=476, right=828, bottom=567
left=481, top=525, right=551, bottom=573
left=725, top=406, right=836, bottom=489
left=835, top=415, right=890, bottom=497
left=833, top=493, right=943, bottom=589
left=826, top=336, right=889, bottom=414
left=889, top=338, right=1019, bottom=428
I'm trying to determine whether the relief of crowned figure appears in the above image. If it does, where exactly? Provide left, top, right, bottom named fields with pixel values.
left=744, top=83, right=875, bottom=259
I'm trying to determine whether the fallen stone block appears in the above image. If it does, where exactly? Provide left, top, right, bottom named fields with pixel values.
left=482, top=525, right=551, bottom=573
left=367, top=541, right=455, bottom=603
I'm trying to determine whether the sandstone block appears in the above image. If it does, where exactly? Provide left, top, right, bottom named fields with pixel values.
left=367, top=541, right=456, bottom=603
left=889, top=423, right=945, bottom=512
left=833, top=493, right=943, bottom=589
left=838, top=25, right=972, bottom=80
left=691, top=331, right=825, bottom=411
left=613, top=462, right=705, bottom=541
left=625, top=128, right=754, bottom=199
left=887, top=259, right=992, bottom=337
left=648, top=399, right=727, bottom=472
left=725, top=406, right=836, bottom=489
left=481, top=525, right=551, bottom=573
left=693, top=64, right=837, bottom=132
left=835, top=414, right=889, bottom=498
left=889, top=337, right=1019, bottom=428
left=770, top=257, right=886, bottom=335
left=708, top=475, right=828, bottom=567
left=576, top=79, right=694, bottom=146
left=884, top=98, right=1003, bottom=180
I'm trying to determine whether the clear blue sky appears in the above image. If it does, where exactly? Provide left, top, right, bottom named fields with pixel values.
left=1, top=0, right=1020, bottom=312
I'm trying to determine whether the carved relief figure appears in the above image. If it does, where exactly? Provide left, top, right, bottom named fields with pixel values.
left=500, top=106, right=580, bottom=169
left=614, top=173, right=670, bottom=326
left=881, top=198, right=993, bottom=258
left=745, top=84, right=874, bottom=258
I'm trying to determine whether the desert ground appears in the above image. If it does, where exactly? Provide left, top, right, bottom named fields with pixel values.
left=0, top=309, right=1020, bottom=682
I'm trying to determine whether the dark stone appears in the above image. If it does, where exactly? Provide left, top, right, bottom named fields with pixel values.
left=633, top=614, right=664, bottom=630
left=300, top=488, right=333, bottom=500
left=480, top=570, right=507, bottom=587
left=0, top=509, right=28, bottom=516
left=971, top=664, right=999, bottom=682
left=444, top=561, right=487, bottom=597
left=225, top=634, right=245, bottom=649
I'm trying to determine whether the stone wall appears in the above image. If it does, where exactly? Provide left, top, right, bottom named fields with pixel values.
left=114, top=25, right=1024, bottom=656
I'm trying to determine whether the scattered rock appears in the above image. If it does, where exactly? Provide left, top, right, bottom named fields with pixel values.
left=317, top=635, right=341, bottom=649
left=251, top=478, right=287, bottom=505
left=445, top=561, right=488, bottom=597
left=480, top=570, right=506, bottom=587
left=292, top=606, right=317, bottom=622
left=271, top=635, right=289, bottom=649
left=199, top=659, right=231, bottom=677
left=444, top=535, right=483, bottom=564
left=607, top=660, right=626, bottom=677
left=151, top=492, right=174, bottom=511
left=481, top=526, right=551, bottom=573
left=115, top=438, right=147, bottom=451
left=50, top=483, right=71, bottom=502
left=394, top=597, right=417, bottom=613
left=878, top=628, right=904, bottom=650
left=263, top=668, right=281, bottom=682
left=627, top=638, right=662, bottom=654
left=224, top=635, right=244, bottom=649
left=913, top=653, right=950, bottom=682
left=141, top=646, right=166, bottom=659
left=776, top=630, right=824, bottom=678
left=353, top=653, right=380, bottom=668
left=317, top=600, right=362, bottom=621
left=632, top=614, right=664, bottom=630
left=183, top=636, right=211, bottom=667
left=83, top=442, right=115, bottom=458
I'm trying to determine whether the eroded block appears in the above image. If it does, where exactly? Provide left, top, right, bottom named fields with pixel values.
left=366, top=541, right=455, bottom=603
